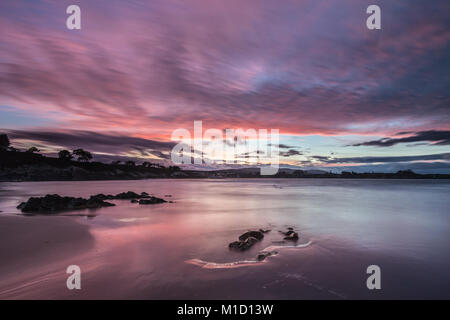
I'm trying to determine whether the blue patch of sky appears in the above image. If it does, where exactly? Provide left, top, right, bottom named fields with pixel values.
left=0, top=105, right=54, bottom=128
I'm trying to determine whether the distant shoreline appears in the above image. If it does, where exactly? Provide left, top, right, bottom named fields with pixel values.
left=1, top=149, right=450, bottom=182
left=2, top=174, right=450, bottom=182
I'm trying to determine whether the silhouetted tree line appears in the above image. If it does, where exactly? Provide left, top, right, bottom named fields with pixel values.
left=0, top=133, right=180, bottom=174
left=57, top=148, right=92, bottom=162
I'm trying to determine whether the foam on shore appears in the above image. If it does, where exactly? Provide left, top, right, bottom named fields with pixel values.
left=186, top=240, right=312, bottom=269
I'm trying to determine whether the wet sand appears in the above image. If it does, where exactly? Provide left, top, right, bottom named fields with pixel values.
left=1, top=179, right=450, bottom=299
left=1, top=217, right=448, bottom=299
left=0, top=215, right=94, bottom=299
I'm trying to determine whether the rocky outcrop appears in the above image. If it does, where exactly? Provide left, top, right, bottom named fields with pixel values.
left=238, top=230, right=265, bottom=241
left=89, top=191, right=166, bottom=203
left=17, top=191, right=168, bottom=214
left=229, top=237, right=259, bottom=251
left=114, top=191, right=145, bottom=199
left=229, top=230, right=265, bottom=251
left=257, top=250, right=278, bottom=261
left=279, top=228, right=299, bottom=241
left=17, top=194, right=115, bottom=213
left=138, top=197, right=167, bottom=205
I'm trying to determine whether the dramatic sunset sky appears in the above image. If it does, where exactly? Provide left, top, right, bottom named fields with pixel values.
left=1, top=0, right=449, bottom=172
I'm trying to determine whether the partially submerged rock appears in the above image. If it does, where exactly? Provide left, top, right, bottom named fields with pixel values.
left=17, top=194, right=115, bottom=213
left=229, top=230, right=265, bottom=251
left=284, top=232, right=299, bottom=240
left=17, top=191, right=168, bottom=214
left=279, top=229, right=299, bottom=241
left=257, top=250, right=278, bottom=261
left=238, top=230, right=264, bottom=241
left=229, top=236, right=259, bottom=251
left=138, top=197, right=167, bottom=205
left=89, top=191, right=152, bottom=200
left=89, top=193, right=115, bottom=201
left=114, top=191, right=148, bottom=199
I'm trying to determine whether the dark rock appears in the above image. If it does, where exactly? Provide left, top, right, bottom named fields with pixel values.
left=17, top=194, right=115, bottom=213
left=114, top=191, right=142, bottom=199
left=229, top=236, right=259, bottom=251
left=90, top=193, right=114, bottom=201
left=238, top=230, right=264, bottom=241
left=278, top=228, right=299, bottom=241
left=284, top=232, right=299, bottom=241
left=279, top=230, right=296, bottom=236
left=257, top=250, right=278, bottom=261
left=113, top=191, right=164, bottom=201
left=17, top=191, right=169, bottom=214
left=86, top=198, right=114, bottom=208
left=228, top=241, right=243, bottom=250
left=138, top=196, right=167, bottom=205
left=229, top=230, right=265, bottom=251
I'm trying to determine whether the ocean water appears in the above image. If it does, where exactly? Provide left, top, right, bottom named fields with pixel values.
left=0, top=179, right=449, bottom=299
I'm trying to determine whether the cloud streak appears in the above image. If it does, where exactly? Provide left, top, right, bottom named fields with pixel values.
left=1, top=1, right=449, bottom=172
left=0, top=0, right=449, bottom=136
left=6, top=129, right=175, bottom=160
left=353, top=130, right=450, bottom=147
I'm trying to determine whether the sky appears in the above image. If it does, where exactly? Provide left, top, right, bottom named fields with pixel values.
left=0, top=0, right=449, bottom=173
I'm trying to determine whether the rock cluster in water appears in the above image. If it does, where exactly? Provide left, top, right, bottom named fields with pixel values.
left=138, top=198, right=166, bottom=204
left=228, top=229, right=270, bottom=251
left=92, top=191, right=167, bottom=204
left=17, top=191, right=167, bottom=213
left=279, top=227, right=299, bottom=241
left=17, top=194, right=115, bottom=213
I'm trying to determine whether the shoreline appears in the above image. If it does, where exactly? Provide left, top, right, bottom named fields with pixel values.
left=2, top=176, right=450, bottom=183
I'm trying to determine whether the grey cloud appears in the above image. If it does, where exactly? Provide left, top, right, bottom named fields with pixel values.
left=6, top=130, right=175, bottom=159
left=353, top=130, right=450, bottom=147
